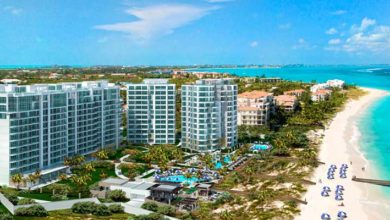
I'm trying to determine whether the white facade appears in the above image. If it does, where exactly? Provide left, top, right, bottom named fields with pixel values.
left=0, top=81, right=122, bottom=186
left=237, top=91, right=273, bottom=125
left=127, top=79, right=176, bottom=145
left=181, top=79, right=238, bottom=152
left=326, top=79, right=345, bottom=88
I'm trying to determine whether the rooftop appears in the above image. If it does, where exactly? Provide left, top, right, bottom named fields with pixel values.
left=284, top=89, right=305, bottom=94
left=150, top=184, right=181, bottom=192
left=314, top=89, right=332, bottom=95
left=275, top=95, right=297, bottom=102
left=100, top=178, right=128, bottom=186
left=238, top=106, right=261, bottom=111
left=122, top=182, right=156, bottom=190
left=0, top=80, right=116, bottom=94
left=142, top=78, right=170, bottom=84
left=238, top=90, right=271, bottom=99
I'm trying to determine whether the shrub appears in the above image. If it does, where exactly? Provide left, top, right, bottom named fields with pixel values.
left=92, top=204, right=111, bottom=216
left=108, top=189, right=128, bottom=202
left=157, top=205, right=175, bottom=216
left=92, top=160, right=114, bottom=168
left=17, top=198, right=37, bottom=205
left=15, top=205, right=48, bottom=217
left=71, top=201, right=97, bottom=214
left=1, top=189, right=19, bottom=205
left=46, top=183, right=70, bottom=196
left=51, top=194, right=68, bottom=201
left=141, top=201, right=158, bottom=212
left=0, top=213, right=13, bottom=220
left=133, top=213, right=167, bottom=220
left=108, top=204, right=124, bottom=213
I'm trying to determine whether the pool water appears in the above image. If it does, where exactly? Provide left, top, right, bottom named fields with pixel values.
left=159, top=175, right=200, bottom=184
left=251, top=144, right=271, bottom=151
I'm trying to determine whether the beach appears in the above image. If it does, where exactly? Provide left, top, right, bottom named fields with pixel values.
left=296, top=87, right=390, bottom=220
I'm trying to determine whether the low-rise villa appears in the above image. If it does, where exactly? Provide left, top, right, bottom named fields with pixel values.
left=238, top=90, right=274, bottom=125
left=311, top=89, right=332, bottom=101
left=284, top=89, right=306, bottom=97
left=274, top=94, right=298, bottom=112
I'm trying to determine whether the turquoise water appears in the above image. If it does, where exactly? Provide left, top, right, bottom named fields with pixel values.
left=159, top=175, right=200, bottom=184
left=192, top=65, right=390, bottom=196
left=251, top=144, right=271, bottom=151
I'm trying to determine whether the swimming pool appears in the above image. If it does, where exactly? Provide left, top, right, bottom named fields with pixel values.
left=250, top=144, right=271, bottom=151
left=158, top=175, right=201, bottom=184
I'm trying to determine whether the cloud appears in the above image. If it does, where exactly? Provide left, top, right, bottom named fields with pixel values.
left=331, top=10, right=347, bottom=15
left=3, top=6, right=22, bottom=15
left=328, top=38, right=341, bottom=45
left=206, top=0, right=233, bottom=2
left=279, top=23, right=291, bottom=30
left=326, top=28, right=338, bottom=35
left=249, top=41, right=258, bottom=47
left=292, top=38, right=316, bottom=50
left=95, top=4, right=218, bottom=43
left=325, top=17, right=390, bottom=53
left=360, top=17, right=376, bottom=31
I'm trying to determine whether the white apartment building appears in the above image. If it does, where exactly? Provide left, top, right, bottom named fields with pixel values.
left=237, top=91, right=274, bottom=125
left=127, top=79, right=176, bottom=145
left=181, top=79, right=237, bottom=152
left=0, top=81, right=122, bottom=186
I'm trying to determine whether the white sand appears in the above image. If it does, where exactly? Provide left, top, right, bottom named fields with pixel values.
left=296, top=88, right=390, bottom=220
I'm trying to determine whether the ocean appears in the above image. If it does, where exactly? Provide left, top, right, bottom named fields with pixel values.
left=191, top=65, right=390, bottom=196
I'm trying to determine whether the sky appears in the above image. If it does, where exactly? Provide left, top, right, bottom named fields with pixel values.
left=1, top=0, right=390, bottom=65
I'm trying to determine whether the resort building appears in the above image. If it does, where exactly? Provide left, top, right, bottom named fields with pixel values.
left=237, top=91, right=274, bottom=125
left=0, top=81, right=122, bottom=186
left=284, top=89, right=306, bottom=97
left=127, top=79, right=176, bottom=145
left=310, top=83, right=329, bottom=93
left=326, top=79, right=345, bottom=89
left=274, top=95, right=298, bottom=112
left=181, top=79, right=238, bottom=152
left=311, top=89, right=332, bottom=101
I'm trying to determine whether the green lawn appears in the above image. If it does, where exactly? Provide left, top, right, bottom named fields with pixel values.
left=0, top=202, right=10, bottom=214
left=141, top=171, right=155, bottom=179
left=57, top=167, right=116, bottom=189
left=13, top=209, right=132, bottom=220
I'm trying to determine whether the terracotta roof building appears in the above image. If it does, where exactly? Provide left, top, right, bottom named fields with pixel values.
left=284, top=89, right=306, bottom=97
left=275, top=95, right=298, bottom=112
left=238, top=91, right=274, bottom=125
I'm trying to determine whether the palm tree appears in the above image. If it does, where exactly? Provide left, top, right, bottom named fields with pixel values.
left=94, top=149, right=109, bottom=160
left=27, top=174, right=38, bottom=189
left=83, top=163, right=95, bottom=173
left=11, top=173, right=23, bottom=189
left=184, top=172, right=193, bottom=180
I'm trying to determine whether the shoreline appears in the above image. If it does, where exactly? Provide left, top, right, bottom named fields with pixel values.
left=296, top=87, right=390, bottom=220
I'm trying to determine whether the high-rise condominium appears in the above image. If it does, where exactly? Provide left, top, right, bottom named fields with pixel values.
left=0, top=81, right=121, bottom=186
left=127, top=79, right=176, bottom=145
left=181, top=79, right=238, bottom=152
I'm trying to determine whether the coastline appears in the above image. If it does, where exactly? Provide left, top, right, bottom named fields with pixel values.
left=296, top=87, right=390, bottom=220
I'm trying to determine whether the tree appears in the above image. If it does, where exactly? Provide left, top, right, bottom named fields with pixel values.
left=94, top=149, right=109, bottom=160
left=11, top=173, right=23, bottom=189
left=108, top=189, right=128, bottom=202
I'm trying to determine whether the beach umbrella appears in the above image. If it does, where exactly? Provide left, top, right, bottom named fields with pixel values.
left=323, top=186, right=331, bottom=191
left=340, top=174, right=347, bottom=179
left=335, top=190, right=343, bottom=195
left=337, top=211, right=347, bottom=218
left=330, top=164, right=337, bottom=169
left=336, top=185, right=344, bottom=190
left=335, top=195, right=343, bottom=201
left=327, top=175, right=334, bottom=180
left=321, top=213, right=331, bottom=220
left=321, top=191, right=329, bottom=197
left=341, top=164, right=349, bottom=168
